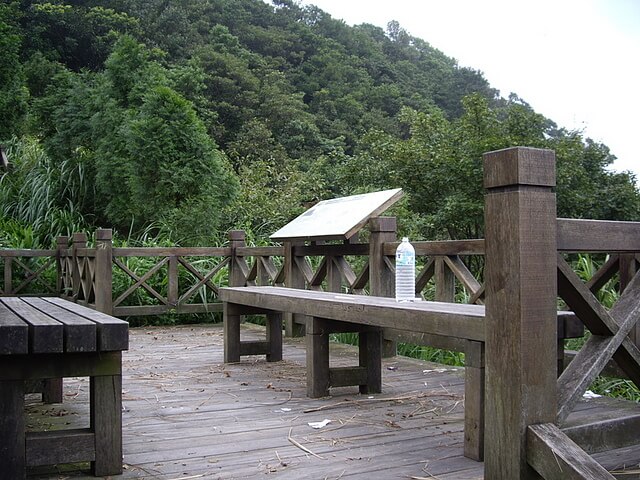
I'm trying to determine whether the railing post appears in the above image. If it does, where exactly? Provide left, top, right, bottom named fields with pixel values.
left=435, top=257, right=455, bottom=302
left=168, top=255, right=178, bottom=308
left=284, top=240, right=306, bottom=337
left=620, top=254, right=639, bottom=346
left=326, top=253, right=342, bottom=293
left=3, top=257, right=12, bottom=295
left=484, top=147, right=558, bottom=479
left=369, top=216, right=397, bottom=356
left=56, top=236, right=70, bottom=296
left=94, top=229, right=113, bottom=314
left=228, top=230, right=246, bottom=288
left=72, top=232, right=87, bottom=301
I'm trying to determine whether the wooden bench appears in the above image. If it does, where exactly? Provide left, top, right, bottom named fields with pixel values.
left=0, top=296, right=128, bottom=479
left=220, top=285, right=582, bottom=461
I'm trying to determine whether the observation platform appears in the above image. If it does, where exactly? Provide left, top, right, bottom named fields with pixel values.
left=26, top=324, right=640, bottom=479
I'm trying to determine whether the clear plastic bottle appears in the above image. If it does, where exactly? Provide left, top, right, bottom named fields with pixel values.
left=395, top=237, right=415, bottom=302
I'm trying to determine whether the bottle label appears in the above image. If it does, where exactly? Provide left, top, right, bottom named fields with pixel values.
left=396, top=252, right=415, bottom=266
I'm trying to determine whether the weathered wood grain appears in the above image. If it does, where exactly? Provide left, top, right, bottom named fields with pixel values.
left=0, top=301, right=29, bottom=354
left=0, top=380, right=25, bottom=479
left=26, top=429, right=95, bottom=466
left=220, top=286, right=486, bottom=341
left=483, top=146, right=558, bottom=479
left=94, top=228, right=113, bottom=315
left=527, top=423, right=615, bottom=479
left=23, top=297, right=97, bottom=352
left=284, top=240, right=308, bottom=337
left=294, top=243, right=369, bottom=257
left=557, top=218, right=640, bottom=252
left=464, top=340, right=484, bottom=461
left=112, top=246, right=230, bottom=257
left=383, top=239, right=485, bottom=257
left=2, top=297, right=62, bottom=354
left=306, top=317, right=330, bottom=397
left=25, top=324, right=640, bottom=479
left=562, top=398, right=640, bottom=454
left=435, top=257, right=455, bottom=302
left=44, top=296, right=128, bottom=351
left=91, top=373, right=123, bottom=476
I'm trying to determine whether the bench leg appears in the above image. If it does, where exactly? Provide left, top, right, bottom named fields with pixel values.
left=359, top=329, right=382, bottom=394
left=557, top=338, right=566, bottom=377
left=43, top=378, right=63, bottom=404
left=224, top=303, right=241, bottom=363
left=464, top=340, right=485, bottom=461
left=1, top=380, right=26, bottom=480
left=307, top=317, right=330, bottom=398
left=266, top=312, right=283, bottom=362
left=90, top=373, right=123, bottom=476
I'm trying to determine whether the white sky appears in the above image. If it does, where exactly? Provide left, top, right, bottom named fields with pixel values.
left=298, top=0, right=640, bottom=182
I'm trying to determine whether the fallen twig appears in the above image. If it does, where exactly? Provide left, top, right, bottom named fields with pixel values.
left=303, top=391, right=459, bottom=414
left=287, top=427, right=325, bottom=460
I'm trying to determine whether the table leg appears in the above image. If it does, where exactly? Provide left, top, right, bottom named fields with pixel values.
left=43, top=378, right=63, bottom=403
left=1, top=379, right=26, bottom=479
left=224, top=302, right=241, bottom=363
left=90, top=371, right=123, bottom=476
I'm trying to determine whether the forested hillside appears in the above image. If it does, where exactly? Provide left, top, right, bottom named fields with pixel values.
left=1, top=0, right=639, bottom=247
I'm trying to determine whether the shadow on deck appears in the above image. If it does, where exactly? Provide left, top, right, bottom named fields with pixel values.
left=27, top=324, right=640, bottom=479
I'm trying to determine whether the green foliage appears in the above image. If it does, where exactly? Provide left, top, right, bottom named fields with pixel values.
left=590, top=377, right=640, bottom=403
left=119, top=85, right=238, bottom=243
left=20, top=2, right=139, bottom=71
left=0, top=136, right=89, bottom=246
left=397, top=344, right=465, bottom=367
left=341, top=94, right=640, bottom=241
left=2, top=0, right=639, bottom=251
left=0, top=4, right=29, bottom=139
left=332, top=332, right=465, bottom=367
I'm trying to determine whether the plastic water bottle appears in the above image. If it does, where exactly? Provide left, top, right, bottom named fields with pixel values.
left=395, top=237, right=415, bottom=302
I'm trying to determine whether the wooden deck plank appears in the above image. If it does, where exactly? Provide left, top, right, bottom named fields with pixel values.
left=25, top=324, right=640, bottom=479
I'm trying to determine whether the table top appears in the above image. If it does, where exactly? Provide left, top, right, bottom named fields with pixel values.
left=0, top=297, right=128, bottom=355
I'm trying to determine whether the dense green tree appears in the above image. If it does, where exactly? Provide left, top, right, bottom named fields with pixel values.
left=342, top=94, right=640, bottom=240
left=1, top=0, right=637, bottom=248
left=0, top=4, right=29, bottom=139
left=19, top=2, right=139, bottom=71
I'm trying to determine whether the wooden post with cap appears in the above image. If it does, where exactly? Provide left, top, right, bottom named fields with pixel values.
left=483, top=147, right=558, bottom=479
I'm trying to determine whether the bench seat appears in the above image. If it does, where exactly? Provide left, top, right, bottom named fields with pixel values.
left=0, top=297, right=128, bottom=479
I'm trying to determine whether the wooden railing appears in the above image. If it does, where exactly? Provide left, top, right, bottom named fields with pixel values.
left=2, top=147, right=640, bottom=478
left=0, top=248, right=58, bottom=296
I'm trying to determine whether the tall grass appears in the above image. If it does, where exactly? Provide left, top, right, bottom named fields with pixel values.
left=1, top=136, right=89, bottom=246
left=331, top=332, right=465, bottom=366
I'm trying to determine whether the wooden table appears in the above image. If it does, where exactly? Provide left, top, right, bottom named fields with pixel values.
left=0, top=297, right=128, bottom=479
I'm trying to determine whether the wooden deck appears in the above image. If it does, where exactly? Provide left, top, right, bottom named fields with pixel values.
left=26, top=324, right=640, bottom=479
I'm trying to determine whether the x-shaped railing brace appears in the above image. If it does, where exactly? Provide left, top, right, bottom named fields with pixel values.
left=556, top=254, right=640, bottom=423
